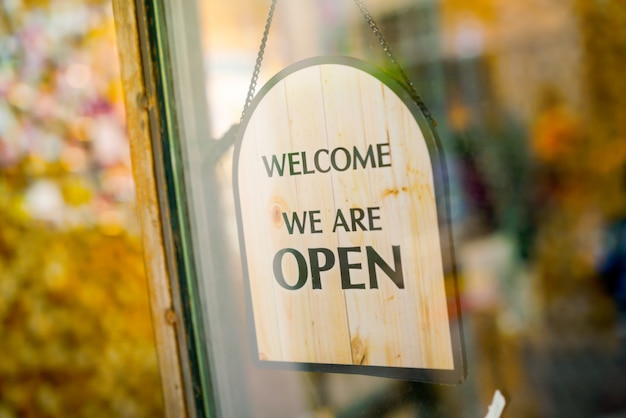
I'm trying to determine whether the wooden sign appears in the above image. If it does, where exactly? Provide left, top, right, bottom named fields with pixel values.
left=234, top=57, right=465, bottom=384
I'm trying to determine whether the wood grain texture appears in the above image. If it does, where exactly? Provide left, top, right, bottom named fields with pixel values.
left=237, top=63, right=454, bottom=371
left=111, top=1, right=187, bottom=416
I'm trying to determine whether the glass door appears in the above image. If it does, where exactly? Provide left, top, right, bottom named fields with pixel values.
left=132, top=1, right=626, bottom=416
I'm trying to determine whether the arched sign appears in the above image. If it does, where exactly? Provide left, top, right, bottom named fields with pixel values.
left=234, top=57, right=465, bottom=383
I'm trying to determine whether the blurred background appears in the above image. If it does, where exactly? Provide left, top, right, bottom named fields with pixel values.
left=0, top=0, right=163, bottom=417
left=199, top=0, right=626, bottom=416
left=1, top=0, right=626, bottom=417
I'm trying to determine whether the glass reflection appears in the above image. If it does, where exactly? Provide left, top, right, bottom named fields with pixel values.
left=173, top=0, right=626, bottom=416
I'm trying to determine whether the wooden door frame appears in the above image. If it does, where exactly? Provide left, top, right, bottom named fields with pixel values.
left=112, top=1, right=194, bottom=417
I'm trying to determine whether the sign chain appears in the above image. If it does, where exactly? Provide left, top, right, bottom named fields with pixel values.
left=240, top=0, right=278, bottom=125
left=353, top=0, right=437, bottom=126
left=240, top=0, right=437, bottom=127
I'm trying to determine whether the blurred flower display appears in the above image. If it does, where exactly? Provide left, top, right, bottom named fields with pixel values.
left=0, top=0, right=163, bottom=416
left=0, top=0, right=134, bottom=230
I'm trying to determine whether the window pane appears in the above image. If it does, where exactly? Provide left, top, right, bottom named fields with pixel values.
left=162, top=1, right=626, bottom=416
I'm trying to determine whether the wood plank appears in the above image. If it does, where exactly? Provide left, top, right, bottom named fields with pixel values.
left=239, top=67, right=353, bottom=364
left=237, top=60, right=455, bottom=372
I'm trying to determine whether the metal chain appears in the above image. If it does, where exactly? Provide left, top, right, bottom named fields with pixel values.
left=240, top=0, right=278, bottom=124
left=353, top=0, right=436, bottom=126
left=240, top=0, right=437, bottom=127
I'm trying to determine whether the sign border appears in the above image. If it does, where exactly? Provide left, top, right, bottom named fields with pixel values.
left=233, top=56, right=466, bottom=384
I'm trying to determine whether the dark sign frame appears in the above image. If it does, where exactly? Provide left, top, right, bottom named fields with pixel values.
left=233, top=56, right=466, bottom=385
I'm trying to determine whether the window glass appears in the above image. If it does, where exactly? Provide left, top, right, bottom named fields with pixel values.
left=162, top=1, right=626, bottom=416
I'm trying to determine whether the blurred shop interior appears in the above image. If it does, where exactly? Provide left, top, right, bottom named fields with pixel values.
left=1, top=0, right=626, bottom=417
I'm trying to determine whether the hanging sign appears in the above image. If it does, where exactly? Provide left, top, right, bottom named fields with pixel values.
left=234, top=57, right=465, bottom=384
